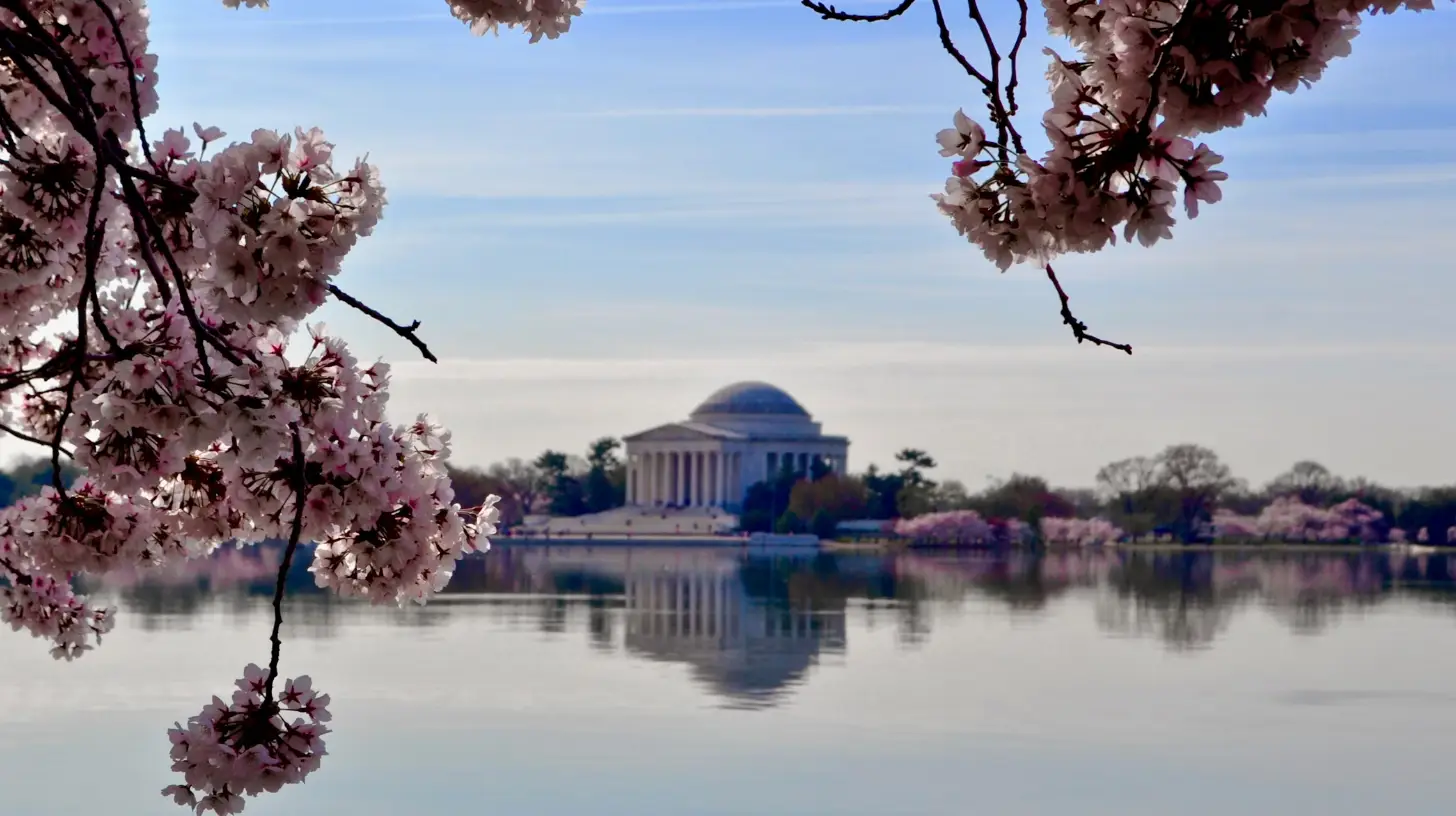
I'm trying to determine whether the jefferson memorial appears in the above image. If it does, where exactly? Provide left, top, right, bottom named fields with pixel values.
left=623, top=382, right=850, bottom=511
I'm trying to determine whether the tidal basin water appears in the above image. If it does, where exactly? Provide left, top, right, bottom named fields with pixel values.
left=5, top=546, right=1456, bottom=815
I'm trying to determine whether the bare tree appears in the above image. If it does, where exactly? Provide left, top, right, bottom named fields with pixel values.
left=1095, top=456, right=1161, bottom=500
left=1264, top=460, right=1345, bottom=506
left=1153, top=444, right=1242, bottom=541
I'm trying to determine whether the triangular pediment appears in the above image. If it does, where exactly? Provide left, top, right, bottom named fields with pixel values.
left=624, top=422, right=743, bottom=443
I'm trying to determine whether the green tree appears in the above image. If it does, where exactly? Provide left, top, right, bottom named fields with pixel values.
left=788, top=474, right=868, bottom=525
left=740, top=459, right=806, bottom=532
left=972, top=473, right=1075, bottom=522
left=582, top=437, right=626, bottom=513
left=861, top=463, right=903, bottom=519
left=809, top=509, right=839, bottom=540
left=774, top=510, right=805, bottom=534
left=890, top=449, right=938, bottom=519
left=534, top=450, right=586, bottom=516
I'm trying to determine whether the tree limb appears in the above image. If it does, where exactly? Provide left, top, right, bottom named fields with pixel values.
left=327, top=284, right=439, bottom=364
left=1045, top=264, right=1132, bottom=355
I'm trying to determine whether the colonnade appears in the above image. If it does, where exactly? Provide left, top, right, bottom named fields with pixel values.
left=628, top=449, right=743, bottom=508
left=627, top=447, right=849, bottom=509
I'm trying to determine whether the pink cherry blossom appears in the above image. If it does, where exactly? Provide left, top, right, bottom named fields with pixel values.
left=1214, top=496, right=1385, bottom=543
left=893, top=510, right=1032, bottom=547
left=1040, top=516, right=1125, bottom=547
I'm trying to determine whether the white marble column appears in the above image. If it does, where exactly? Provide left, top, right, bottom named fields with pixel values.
left=681, top=451, right=691, bottom=506
left=670, top=451, right=678, bottom=506
left=692, top=452, right=703, bottom=508
left=628, top=458, right=636, bottom=504
left=654, top=451, right=664, bottom=506
left=716, top=451, right=727, bottom=506
left=693, top=451, right=704, bottom=504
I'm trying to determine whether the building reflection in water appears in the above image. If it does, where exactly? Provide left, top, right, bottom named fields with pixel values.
left=621, top=556, right=846, bottom=710
left=86, top=543, right=1456, bottom=705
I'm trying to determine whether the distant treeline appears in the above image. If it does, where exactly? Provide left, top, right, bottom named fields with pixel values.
left=447, top=441, right=1456, bottom=545
left=7, top=442, right=1447, bottom=549
left=740, top=444, right=1456, bottom=544
left=0, top=458, right=82, bottom=507
left=446, top=437, right=627, bottom=529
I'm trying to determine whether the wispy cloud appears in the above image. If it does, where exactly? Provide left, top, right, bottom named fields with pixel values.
left=577, top=104, right=940, bottom=118
left=388, top=340, right=1456, bottom=382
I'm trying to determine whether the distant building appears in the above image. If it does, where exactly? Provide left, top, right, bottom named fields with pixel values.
left=622, top=382, right=850, bottom=511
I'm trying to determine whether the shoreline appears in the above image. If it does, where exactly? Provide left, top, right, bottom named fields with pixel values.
left=489, top=535, right=1455, bottom=556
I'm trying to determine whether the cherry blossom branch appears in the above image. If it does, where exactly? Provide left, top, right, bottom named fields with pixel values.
left=0, top=8, right=239, bottom=378
left=1045, top=264, right=1132, bottom=355
left=326, top=284, right=440, bottom=364
left=263, top=424, right=308, bottom=707
left=50, top=168, right=110, bottom=492
left=88, top=0, right=157, bottom=168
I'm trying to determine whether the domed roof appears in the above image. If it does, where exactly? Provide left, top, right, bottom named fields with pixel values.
left=691, top=382, right=809, bottom=418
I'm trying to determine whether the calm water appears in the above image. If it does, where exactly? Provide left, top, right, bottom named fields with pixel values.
left=4, top=545, right=1456, bottom=815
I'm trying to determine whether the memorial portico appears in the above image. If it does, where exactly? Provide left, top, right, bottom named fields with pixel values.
left=622, top=382, right=851, bottom=512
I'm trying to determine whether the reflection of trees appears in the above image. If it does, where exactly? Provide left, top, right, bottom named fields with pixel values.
left=1097, top=552, right=1237, bottom=650
left=88, top=542, right=1456, bottom=670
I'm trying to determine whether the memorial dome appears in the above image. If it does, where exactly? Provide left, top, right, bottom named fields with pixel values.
left=690, top=382, right=810, bottom=419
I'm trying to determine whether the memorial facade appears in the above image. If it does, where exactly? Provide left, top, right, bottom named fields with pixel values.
left=622, top=382, right=850, bottom=511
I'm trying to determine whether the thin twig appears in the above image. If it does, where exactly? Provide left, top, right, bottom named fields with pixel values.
left=0, top=421, right=73, bottom=457
left=327, top=284, right=439, bottom=363
left=1005, top=0, right=1028, bottom=119
left=800, top=0, right=917, bottom=22
left=928, top=0, right=994, bottom=87
left=263, top=424, right=308, bottom=706
left=1045, top=264, right=1132, bottom=355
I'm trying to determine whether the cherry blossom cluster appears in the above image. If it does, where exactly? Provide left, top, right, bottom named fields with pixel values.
left=223, top=0, right=585, bottom=42
left=1040, top=516, right=1125, bottom=547
left=893, top=510, right=1029, bottom=547
left=1210, top=497, right=1385, bottom=542
left=0, top=550, right=115, bottom=660
left=0, top=0, right=522, bottom=809
left=162, top=664, right=331, bottom=815
left=928, top=0, right=1448, bottom=270
left=446, top=0, right=585, bottom=42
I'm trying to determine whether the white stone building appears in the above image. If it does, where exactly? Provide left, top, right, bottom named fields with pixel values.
left=622, top=382, right=850, bottom=511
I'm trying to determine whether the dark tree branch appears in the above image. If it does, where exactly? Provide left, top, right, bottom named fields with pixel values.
left=0, top=421, right=73, bottom=457
left=1005, top=0, right=1028, bottom=118
left=263, top=424, right=308, bottom=707
left=927, top=0, right=994, bottom=88
left=327, top=284, right=439, bottom=363
left=50, top=166, right=109, bottom=492
left=1045, top=264, right=1132, bottom=355
left=800, top=0, right=917, bottom=22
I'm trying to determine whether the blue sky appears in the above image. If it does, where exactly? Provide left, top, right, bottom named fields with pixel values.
left=20, top=0, right=1452, bottom=489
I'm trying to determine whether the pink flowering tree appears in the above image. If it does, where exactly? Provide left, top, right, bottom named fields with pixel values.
left=0, top=0, right=597, bottom=811
left=806, top=0, right=1447, bottom=351
left=1212, top=497, right=1384, bottom=543
left=1040, top=516, right=1124, bottom=546
left=894, top=509, right=1032, bottom=546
